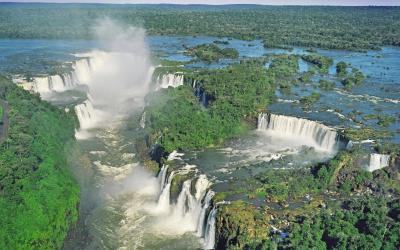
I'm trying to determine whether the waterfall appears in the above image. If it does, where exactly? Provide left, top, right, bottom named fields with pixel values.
left=74, top=99, right=97, bottom=130
left=196, top=190, right=215, bottom=237
left=157, top=165, right=169, bottom=191
left=156, top=73, right=184, bottom=89
left=140, top=111, right=146, bottom=129
left=172, top=175, right=210, bottom=221
left=204, top=206, right=217, bottom=250
left=154, top=166, right=216, bottom=243
left=258, top=113, right=339, bottom=152
left=14, top=56, right=93, bottom=96
left=192, top=81, right=209, bottom=107
left=156, top=171, right=175, bottom=213
left=71, top=57, right=92, bottom=85
left=366, top=153, right=390, bottom=172
left=173, top=179, right=195, bottom=218
left=28, top=74, right=72, bottom=94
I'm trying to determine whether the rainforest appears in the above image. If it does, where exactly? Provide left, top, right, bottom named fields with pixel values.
left=0, top=2, right=399, bottom=250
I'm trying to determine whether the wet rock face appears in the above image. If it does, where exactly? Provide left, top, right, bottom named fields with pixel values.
left=215, top=201, right=270, bottom=249
left=170, top=173, right=189, bottom=203
left=150, top=144, right=167, bottom=164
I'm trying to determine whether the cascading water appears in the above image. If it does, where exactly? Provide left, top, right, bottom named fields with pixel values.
left=196, top=190, right=215, bottom=237
left=158, top=165, right=168, bottom=191
left=71, top=57, right=92, bottom=84
left=156, top=170, right=175, bottom=213
left=154, top=165, right=218, bottom=248
left=366, top=153, right=390, bottom=172
left=156, top=73, right=184, bottom=89
left=258, top=113, right=339, bottom=153
left=13, top=57, right=93, bottom=96
left=204, top=206, right=217, bottom=250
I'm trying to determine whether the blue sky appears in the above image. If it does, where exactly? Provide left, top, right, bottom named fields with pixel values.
left=5, top=0, right=400, bottom=5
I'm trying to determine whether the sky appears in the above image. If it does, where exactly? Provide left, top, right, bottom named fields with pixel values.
left=4, top=0, right=400, bottom=6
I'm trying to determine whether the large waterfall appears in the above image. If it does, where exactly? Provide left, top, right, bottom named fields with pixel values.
left=155, top=165, right=219, bottom=249
left=366, top=153, right=390, bottom=172
left=258, top=113, right=339, bottom=153
left=14, top=57, right=92, bottom=96
left=156, top=73, right=184, bottom=89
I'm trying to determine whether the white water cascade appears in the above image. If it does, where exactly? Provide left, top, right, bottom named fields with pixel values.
left=258, top=113, right=339, bottom=153
left=158, top=165, right=169, bottom=191
left=156, top=73, right=184, bottom=89
left=71, top=57, right=92, bottom=84
left=13, top=56, right=94, bottom=97
left=74, top=99, right=96, bottom=128
left=196, top=190, right=215, bottom=237
left=366, top=153, right=390, bottom=172
left=204, top=206, right=217, bottom=250
left=155, top=167, right=217, bottom=247
left=156, top=170, right=175, bottom=213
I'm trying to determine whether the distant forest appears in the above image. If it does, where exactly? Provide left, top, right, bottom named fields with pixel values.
left=0, top=4, right=399, bottom=50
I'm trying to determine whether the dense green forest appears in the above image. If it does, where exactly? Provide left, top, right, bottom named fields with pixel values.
left=0, top=3, right=399, bottom=50
left=186, top=43, right=239, bottom=62
left=213, top=146, right=400, bottom=249
left=144, top=59, right=278, bottom=152
left=0, top=76, right=79, bottom=249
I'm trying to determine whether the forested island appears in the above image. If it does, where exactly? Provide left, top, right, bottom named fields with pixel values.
left=0, top=3, right=399, bottom=250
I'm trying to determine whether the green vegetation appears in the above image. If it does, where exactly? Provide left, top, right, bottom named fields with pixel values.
left=301, top=54, right=333, bottom=74
left=215, top=200, right=270, bottom=249
left=298, top=70, right=315, bottom=83
left=284, top=197, right=399, bottom=249
left=318, top=79, right=336, bottom=90
left=1, top=4, right=399, bottom=50
left=144, top=60, right=275, bottom=152
left=217, top=146, right=400, bottom=249
left=377, top=116, right=396, bottom=127
left=255, top=152, right=352, bottom=203
left=282, top=154, right=400, bottom=250
left=268, top=55, right=299, bottom=89
left=186, top=43, right=239, bottom=62
left=0, top=76, right=79, bottom=249
left=344, top=127, right=393, bottom=141
left=363, top=114, right=397, bottom=127
left=341, top=68, right=365, bottom=90
left=336, top=61, right=348, bottom=76
left=300, top=92, right=321, bottom=106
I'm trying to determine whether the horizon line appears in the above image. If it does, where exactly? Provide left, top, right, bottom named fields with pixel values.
left=1, top=2, right=399, bottom=6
